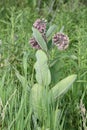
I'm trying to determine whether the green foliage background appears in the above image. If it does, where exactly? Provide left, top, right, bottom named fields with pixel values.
left=0, top=0, right=87, bottom=130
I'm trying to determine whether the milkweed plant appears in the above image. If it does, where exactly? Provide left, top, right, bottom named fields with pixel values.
left=29, top=19, right=77, bottom=129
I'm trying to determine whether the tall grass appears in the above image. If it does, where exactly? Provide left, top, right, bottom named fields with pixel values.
left=53, top=3, right=87, bottom=129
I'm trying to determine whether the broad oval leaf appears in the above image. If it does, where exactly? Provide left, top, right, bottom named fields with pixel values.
left=34, top=50, right=51, bottom=86
left=30, top=84, right=46, bottom=119
left=32, top=27, right=47, bottom=51
left=50, top=74, right=77, bottom=101
left=46, top=25, right=57, bottom=38
left=30, top=84, right=42, bottom=111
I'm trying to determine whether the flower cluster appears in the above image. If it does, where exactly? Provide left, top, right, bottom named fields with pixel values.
left=52, top=33, right=69, bottom=50
left=29, top=19, right=47, bottom=49
left=29, top=37, right=41, bottom=49
left=29, top=19, right=69, bottom=50
left=33, top=19, right=47, bottom=35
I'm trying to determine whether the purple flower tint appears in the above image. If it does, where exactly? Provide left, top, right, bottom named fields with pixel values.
left=29, top=18, right=47, bottom=49
left=33, top=19, right=47, bottom=35
left=29, top=37, right=41, bottom=49
left=52, top=33, right=69, bottom=50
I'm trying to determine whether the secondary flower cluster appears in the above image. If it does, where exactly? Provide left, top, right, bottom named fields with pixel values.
left=29, top=19, right=69, bottom=50
left=52, top=33, right=69, bottom=50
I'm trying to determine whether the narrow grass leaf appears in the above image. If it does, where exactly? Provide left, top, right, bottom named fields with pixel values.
left=15, top=69, right=26, bottom=88
left=59, top=26, right=64, bottom=33
left=46, top=25, right=57, bottom=38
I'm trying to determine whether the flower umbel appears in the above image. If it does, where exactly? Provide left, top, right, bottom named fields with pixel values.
left=29, top=37, right=41, bottom=49
left=52, top=33, right=69, bottom=50
left=29, top=18, right=47, bottom=49
left=33, top=19, right=47, bottom=35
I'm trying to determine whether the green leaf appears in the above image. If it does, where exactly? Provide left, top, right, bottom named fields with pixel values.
left=15, top=69, right=28, bottom=88
left=30, top=84, right=46, bottom=119
left=46, top=25, right=57, bottom=38
left=23, top=52, right=28, bottom=76
left=34, top=50, right=51, bottom=86
left=30, top=84, right=42, bottom=113
left=59, top=26, right=64, bottom=33
left=50, top=75, right=77, bottom=101
left=32, top=27, right=47, bottom=51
